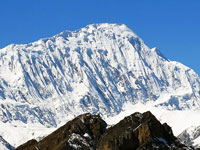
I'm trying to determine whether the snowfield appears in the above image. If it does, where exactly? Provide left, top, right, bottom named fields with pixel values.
left=106, top=102, right=200, bottom=136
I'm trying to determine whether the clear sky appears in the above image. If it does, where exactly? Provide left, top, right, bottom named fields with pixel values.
left=0, top=0, right=200, bottom=75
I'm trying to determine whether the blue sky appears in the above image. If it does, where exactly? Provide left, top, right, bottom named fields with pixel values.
left=0, top=0, right=200, bottom=75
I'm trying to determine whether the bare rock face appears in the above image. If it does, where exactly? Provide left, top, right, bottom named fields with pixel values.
left=16, top=111, right=194, bottom=150
left=16, top=113, right=107, bottom=150
left=97, top=111, right=191, bottom=150
left=15, top=139, right=37, bottom=150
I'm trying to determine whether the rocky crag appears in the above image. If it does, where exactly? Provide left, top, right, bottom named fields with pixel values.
left=16, top=111, right=194, bottom=150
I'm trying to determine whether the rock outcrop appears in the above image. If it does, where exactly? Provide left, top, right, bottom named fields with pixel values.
left=97, top=111, right=191, bottom=150
left=16, top=113, right=107, bottom=150
left=16, top=111, right=194, bottom=150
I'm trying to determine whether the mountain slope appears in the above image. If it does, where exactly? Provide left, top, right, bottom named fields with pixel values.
left=178, top=125, right=200, bottom=148
left=0, top=23, right=200, bottom=147
left=0, top=136, right=14, bottom=150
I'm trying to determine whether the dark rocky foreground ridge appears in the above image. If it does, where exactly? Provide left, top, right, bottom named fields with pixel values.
left=16, top=111, right=195, bottom=150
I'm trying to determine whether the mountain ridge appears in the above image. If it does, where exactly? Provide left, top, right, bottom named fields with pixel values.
left=16, top=111, right=194, bottom=150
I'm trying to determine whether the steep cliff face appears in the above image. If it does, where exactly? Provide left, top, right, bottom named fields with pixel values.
left=16, top=112, right=193, bottom=150
left=1, top=23, right=200, bottom=146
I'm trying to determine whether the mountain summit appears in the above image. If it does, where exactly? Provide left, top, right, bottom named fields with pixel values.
left=0, top=23, right=200, bottom=147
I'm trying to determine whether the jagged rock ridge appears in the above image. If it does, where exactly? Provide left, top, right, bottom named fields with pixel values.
left=16, top=112, right=194, bottom=150
left=16, top=113, right=107, bottom=150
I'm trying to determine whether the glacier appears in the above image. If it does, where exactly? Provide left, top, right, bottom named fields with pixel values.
left=0, top=23, right=200, bottom=147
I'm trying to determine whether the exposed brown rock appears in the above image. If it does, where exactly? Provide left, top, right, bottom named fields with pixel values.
left=16, top=113, right=107, bottom=150
left=97, top=111, right=193, bottom=150
left=16, top=111, right=194, bottom=150
left=15, top=139, right=37, bottom=150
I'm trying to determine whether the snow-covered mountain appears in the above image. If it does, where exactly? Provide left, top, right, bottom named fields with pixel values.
left=0, top=136, right=14, bottom=150
left=0, top=23, right=200, bottom=147
left=178, top=125, right=200, bottom=148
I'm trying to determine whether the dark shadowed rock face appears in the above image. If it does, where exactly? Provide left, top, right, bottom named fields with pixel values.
left=16, top=113, right=107, bottom=150
left=16, top=112, right=194, bottom=150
